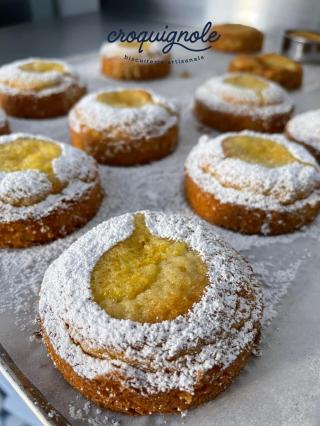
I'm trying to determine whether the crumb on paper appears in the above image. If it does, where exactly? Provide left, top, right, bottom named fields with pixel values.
left=179, top=71, right=191, bottom=78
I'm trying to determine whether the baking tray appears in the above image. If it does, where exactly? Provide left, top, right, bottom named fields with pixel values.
left=0, top=43, right=320, bottom=426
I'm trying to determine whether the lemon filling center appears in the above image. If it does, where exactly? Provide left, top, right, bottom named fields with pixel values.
left=90, top=214, right=209, bottom=323
left=97, top=89, right=153, bottom=108
left=19, top=60, right=65, bottom=73
left=0, top=138, right=63, bottom=202
left=224, top=74, right=268, bottom=104
left=222, top=135, right=297, bottom=168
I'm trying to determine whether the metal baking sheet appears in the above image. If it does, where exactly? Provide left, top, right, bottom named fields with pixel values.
left=1, top=42, right=320, bottom=426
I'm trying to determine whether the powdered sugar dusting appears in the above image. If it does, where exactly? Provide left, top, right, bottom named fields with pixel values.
left=286, top=109, right=320, bottom=150
left=0, top=170, right=52, bottom=205
left=69, top=88, right=178, bottom=139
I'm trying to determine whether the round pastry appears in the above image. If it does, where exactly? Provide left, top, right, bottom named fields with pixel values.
left=0, top=58, right=86, bottom=118
left=229, top=53, right=303, bottom=90
left=39, top=210, right=263, bottom=415
left=0, top=108, right=10, bottom=135
left=185, top=131, right=320, bottom=235
left=100, top=41, right=171, bottom=80
left=209, top=23, right=263, bottom=53
left=69, top=88, right=179, bottom=166
left=0, top=133, right=103, bottom=248
left=194, top=73, right=294, bottom=133
left=289, top=30, right=320, bottom=43
left=286, top=109, right=320, bottom=162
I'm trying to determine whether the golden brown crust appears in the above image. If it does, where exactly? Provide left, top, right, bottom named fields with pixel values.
left=101, top=57, right=171, bottom=80
left=70, top=124, right=179, bottom=166
left=0, top=180, right=103, bottom=248
left=210, top=24, right=263, bottom=53
left=194, top=100, right=293, bottom=133
left=0, top=83, right=86, bottom=118
left=229, top=54, right=303, bottom=90
left=0, top=121, right=10, bottom=135
left=184, top=173, right=320, bottom=235
left=42, top=326, right=260, bottom=415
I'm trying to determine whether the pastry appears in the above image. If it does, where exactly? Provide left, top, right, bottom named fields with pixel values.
left=209, top=23, right=263, bottom=53
left=0, top=133, right=103, bottom=248
left=286, top=109, right=320, bottom=162
left=0, top=108, right=10, bottom=135
left=290, top=30, right=320, bottom=43
left=229, top=53, right=303, bottom=90
left=39, top=210, right=263, bottom=414
left=69, top=88, right=179, bottom=166
left=194, top=73, right=294, bottom=132
left=185, top=131, right=320, bottom=235
left=0, top=58, right=86, bottom=118
left=100, top=41, right=170, bottom=80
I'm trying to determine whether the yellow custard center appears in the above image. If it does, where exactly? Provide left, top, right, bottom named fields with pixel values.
left=0, top=138, right=62, bottom=192
left=222, top=135, right=297, bottom=168
left=90, top=214, right=209, bottom=323
left=19, top=60, right=65, bottom=73
left=224, top=74, right=268, bottom=104
left=97, top=89, right=153, bottom=108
